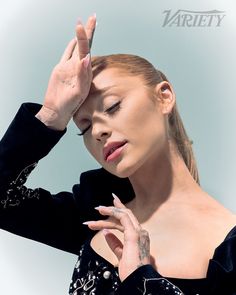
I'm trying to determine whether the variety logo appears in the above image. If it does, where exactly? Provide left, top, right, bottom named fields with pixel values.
left=162, top=9, right=226, bottom=27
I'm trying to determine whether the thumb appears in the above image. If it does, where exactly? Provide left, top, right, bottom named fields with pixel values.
left=103, top=229, right=123, bottom=261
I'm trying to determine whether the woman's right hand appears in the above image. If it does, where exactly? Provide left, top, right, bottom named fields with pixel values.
left=35, top=14, right=96, bottom=130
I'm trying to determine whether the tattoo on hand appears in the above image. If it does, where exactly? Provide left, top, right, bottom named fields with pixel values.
left=138, top=230, right=150, bottom=263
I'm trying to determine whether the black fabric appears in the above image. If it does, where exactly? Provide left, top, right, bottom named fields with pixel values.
left=0, top=103, right=134, bottom=254
left=1, top=103, right=236, bottom=294
left=69, top=236, right=184, bottom=294
left=68, top=228, right=236, bottom=294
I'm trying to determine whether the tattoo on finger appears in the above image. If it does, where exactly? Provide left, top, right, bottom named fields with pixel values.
left=112, top=207, right=123, bottom=216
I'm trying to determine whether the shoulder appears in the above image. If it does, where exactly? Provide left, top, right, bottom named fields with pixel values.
left=74, top=167, right=135, bottom=204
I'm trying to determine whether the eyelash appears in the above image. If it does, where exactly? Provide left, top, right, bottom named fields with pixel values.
left=77, top=101, right=122, bottom=136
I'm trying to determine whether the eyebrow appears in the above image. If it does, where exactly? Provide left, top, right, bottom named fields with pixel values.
left=89, top=84, right=118, bottom=96
left=74, top=84, right=119, bottom=120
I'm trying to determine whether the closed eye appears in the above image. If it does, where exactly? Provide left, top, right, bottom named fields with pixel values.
left=77, top=101, right=122, bottom=136
left=105, top=101, right=121, bottom=114
left=77, top=125, right=91, bottom=136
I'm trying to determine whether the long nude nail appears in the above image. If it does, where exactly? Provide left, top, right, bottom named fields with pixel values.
left=82, top=221, right=94, bottom=225
left=102, top=229, right=110, bottom=235
left=94, top=205, right=106, bottom=210
left=112, top=193, right=121, bottom=202
left=77, top=17, right=83, bottom=25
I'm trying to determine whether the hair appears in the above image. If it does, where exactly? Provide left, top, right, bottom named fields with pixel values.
left=91, top=54, right=200, bottom=185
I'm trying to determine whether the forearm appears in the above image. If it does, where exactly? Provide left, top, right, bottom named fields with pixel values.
left=0, top=102, right=66, bottom=203
left=0, top=103, right=86, bottom=253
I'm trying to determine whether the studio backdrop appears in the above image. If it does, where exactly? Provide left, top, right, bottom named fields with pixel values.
left=0, top=0, right=235, bottom=294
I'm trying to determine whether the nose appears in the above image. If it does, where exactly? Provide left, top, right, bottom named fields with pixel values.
left=92, top=121, right=111, bottom=142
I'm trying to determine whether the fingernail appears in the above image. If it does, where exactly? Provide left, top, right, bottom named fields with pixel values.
left=94, top=205, right=106, bottom=210
left=102, top=229, right=110, bottom=235
left=82, top=221, right=95, bottom=225
left=112, top=193, right=121, bottom=202
left=77, top=17, right=83, bottom=25
left=83, top=53, right=90, bottom=69
left=92, top=12, right=97, bottom=19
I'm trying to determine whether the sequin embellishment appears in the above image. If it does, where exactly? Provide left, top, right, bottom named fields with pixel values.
left=69, top=243, right=119, bottom=295
left=1, top=162, right=40, bottom=209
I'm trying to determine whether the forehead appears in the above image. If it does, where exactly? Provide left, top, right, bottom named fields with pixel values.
left=74, top=68, right=147, bottom=119
left=89, top=68, right=144, bottom=97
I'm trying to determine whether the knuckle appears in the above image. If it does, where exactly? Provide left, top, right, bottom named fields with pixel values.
left=127, top=231, right=139, bottom=241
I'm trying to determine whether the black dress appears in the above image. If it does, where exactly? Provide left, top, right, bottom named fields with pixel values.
left=0, top=103, right=236, bottom=294
left=68, top=226, right=236, bottom=295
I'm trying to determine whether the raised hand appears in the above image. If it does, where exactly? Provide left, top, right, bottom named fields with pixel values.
left=83, top=194, right=151, bottom=282
left=36, top=14, right=96, bottom=130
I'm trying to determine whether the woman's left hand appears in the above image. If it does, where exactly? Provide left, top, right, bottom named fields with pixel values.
left=83, top=194, right=151, bottom=282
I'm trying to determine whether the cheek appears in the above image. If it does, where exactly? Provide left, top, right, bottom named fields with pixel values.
left=119, top=101, right=166, bottom=142
left=83, top=138, right=102, bottom=163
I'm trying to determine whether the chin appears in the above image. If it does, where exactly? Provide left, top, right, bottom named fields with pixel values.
left=103, top=160, right=141, bottom=179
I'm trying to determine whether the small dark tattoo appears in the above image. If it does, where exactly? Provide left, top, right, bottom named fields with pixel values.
left=112, top=207, right=123, bottom=216
left=138, top=230, right=150, bottom=262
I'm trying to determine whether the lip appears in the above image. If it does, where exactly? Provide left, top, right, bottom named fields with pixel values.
left=103, top=140, right=127, bottom=162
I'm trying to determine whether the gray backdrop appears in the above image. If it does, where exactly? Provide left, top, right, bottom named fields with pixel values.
left=0, top=0, right=235, bottom=294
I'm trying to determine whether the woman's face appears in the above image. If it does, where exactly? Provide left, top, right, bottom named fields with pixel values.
left=74, top=68, right=170, bottom=178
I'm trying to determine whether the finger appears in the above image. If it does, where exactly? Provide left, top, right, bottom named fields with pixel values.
left=103, top=229, right=123, bottom=260
left=112, top=193, right=126, bottom=209
left=112, top=193, right=141, bottom=229
left=95, top=206, right=139, bottom=237
left=85, top=14, right=96, bottom=49
left=75, top=23, right=90, bottom=60
left=71, top=14, right=96, bottom=58
left=83, top=219, right=124, bottom=232
left=59, top=38, right=77, bottom=63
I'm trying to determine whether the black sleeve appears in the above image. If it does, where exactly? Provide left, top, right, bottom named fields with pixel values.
left=0, top=103, right=95, bottom=255
left=116, top=265, right=184, bottom=295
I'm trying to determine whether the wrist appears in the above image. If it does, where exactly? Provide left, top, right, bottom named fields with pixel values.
left=35, top=106, right=68, bottom=131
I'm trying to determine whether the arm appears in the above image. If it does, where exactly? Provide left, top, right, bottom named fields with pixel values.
left=116, top=265, right=184, bottom=294
left=0, top=102, right=89, bottom=254
left=0, top=15, right=97, bottom=254
left=0, top=105, right=134, bottom=255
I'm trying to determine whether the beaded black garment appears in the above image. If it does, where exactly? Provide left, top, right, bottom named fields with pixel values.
left=68, top=227, right=236, bottom=295
left=68, top=237, right=199, bottom=295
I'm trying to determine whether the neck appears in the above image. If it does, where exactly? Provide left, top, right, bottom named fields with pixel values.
left=127, top=140, right=202, bottom=221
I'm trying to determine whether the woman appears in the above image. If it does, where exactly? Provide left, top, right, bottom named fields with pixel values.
left=1, top=15, right=236, bottom=295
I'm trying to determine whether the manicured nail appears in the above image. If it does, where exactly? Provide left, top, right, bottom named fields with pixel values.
left=82, top=221, right=95, bottom=225
left=112, top=193, right=121, bottom=202
left=102, top=229, right=110, bottom=235
left=83, top=53, right=90, bottom=69
left=77, top=17, right=83, bottom=25
left=94, top=205, right=106, bottom=210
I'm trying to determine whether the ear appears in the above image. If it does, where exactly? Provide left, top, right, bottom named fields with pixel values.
left=154, top=81, right=176, bottom=115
